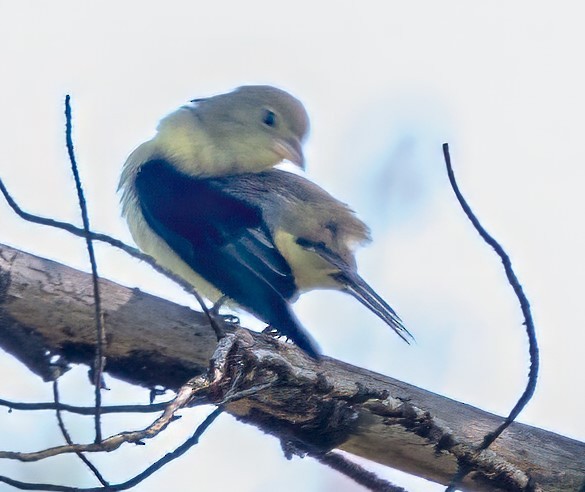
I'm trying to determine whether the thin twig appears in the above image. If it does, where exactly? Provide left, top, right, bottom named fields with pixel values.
left=312, top=452, right=407, bottom=492
left=0, top=398, right=169, bottom=415
left=104, top=406, right=223, bottom=491
left=0, top=407, right=223, bottom=491
left=0, top=378, right=200, bottom=462
left=442, top=143, right=539, bottom=490
left=64, top=95, right=106, bottom=444
left=53, top=381, right=109, bottom=487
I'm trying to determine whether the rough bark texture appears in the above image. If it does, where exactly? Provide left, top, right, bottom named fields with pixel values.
left=0, top=243, right=218, bottom=388
left=0, top=243, right=584, bottom=491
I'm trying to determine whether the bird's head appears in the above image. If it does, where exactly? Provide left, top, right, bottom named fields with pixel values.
left=153, top=85, right=310, bottom=177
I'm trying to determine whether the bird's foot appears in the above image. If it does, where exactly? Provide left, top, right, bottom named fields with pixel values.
left=262, top=325, right=290, bottom=342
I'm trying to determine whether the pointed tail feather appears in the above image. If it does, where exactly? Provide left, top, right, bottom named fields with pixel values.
left=293, top=237, right=412, bottom=345
left=341, top=273, right=414, bottom=344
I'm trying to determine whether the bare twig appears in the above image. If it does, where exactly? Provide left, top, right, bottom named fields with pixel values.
left=0, top=378, right=203, bottom=462
left=0, top=398, right=169, bottom=415
left=53, top=381, right=109, bottom=487
left=0, top=407, right=223, bottom=492
left=103, top=406, right=223, bottom=491
left=442, top=143, right=539, bottom=490
left=64, top=95, right=106, bottom=444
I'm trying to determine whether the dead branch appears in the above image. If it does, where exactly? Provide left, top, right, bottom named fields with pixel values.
left=1, top=243, right=583, bottom=491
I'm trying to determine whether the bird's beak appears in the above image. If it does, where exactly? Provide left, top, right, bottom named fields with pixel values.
left=273, top=138, right=305, bottom=169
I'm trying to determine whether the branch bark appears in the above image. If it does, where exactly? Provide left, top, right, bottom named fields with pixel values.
left=1, top=243, right=583, bottom=491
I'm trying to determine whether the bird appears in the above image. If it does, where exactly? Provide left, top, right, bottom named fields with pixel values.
left=119, top=85, right=412, bottom=359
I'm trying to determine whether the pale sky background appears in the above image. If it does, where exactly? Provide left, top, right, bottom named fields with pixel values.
left=0, top=1, right=584, bottom=491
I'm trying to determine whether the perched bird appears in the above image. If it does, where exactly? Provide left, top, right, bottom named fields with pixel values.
left=119, top=85, right=412, bottom=359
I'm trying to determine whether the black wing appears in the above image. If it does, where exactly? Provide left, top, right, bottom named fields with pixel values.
left=134, top=159, right=320, bottom=358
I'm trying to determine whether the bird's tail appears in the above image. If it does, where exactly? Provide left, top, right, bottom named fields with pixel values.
left=295, top=237, right=413, bottom=344
left=339, top=272, right=414, bottom=344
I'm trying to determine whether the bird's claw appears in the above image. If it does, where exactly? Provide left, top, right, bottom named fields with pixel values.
left=262, top=325, right=291, bottom=342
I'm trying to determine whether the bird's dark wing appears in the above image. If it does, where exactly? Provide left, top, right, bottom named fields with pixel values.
left=134, top=159, right=319, bottom=358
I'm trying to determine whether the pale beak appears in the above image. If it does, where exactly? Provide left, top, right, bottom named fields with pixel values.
left=273, top=138, right=305, bottom=169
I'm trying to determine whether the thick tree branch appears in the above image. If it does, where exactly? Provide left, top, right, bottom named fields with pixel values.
left=0, top=242, right=217, bottom=387
left=0, top=243, right=583, bottom=491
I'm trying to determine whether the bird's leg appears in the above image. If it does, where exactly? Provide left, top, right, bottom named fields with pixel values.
left=211, top=296, right=227, bottom=316
left=210, top=296, right=240, bottom=326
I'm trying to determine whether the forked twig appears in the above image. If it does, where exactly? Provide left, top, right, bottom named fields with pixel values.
left=0, top=407, right=223, bottom=492
left=0, top=378, right=202, bottom=462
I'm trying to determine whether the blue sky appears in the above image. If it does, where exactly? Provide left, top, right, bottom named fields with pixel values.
left=0, top=2, right=583, bottom=490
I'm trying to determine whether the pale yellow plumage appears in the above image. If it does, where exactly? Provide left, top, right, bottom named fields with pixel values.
left=119, top=85, right=310, bottom=303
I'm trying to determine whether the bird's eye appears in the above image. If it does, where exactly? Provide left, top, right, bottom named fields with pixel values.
left=262, top=109, right=277, bottom=127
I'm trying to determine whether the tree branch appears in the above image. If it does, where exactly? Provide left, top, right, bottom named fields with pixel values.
left=1, top=243, right=583, bottom=491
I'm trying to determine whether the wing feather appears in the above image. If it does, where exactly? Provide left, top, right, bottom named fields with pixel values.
left=134, top=159, right=320, bottom=358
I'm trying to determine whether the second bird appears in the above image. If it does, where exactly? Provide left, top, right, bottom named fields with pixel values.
left=119, top=85, right=413, bottom=358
